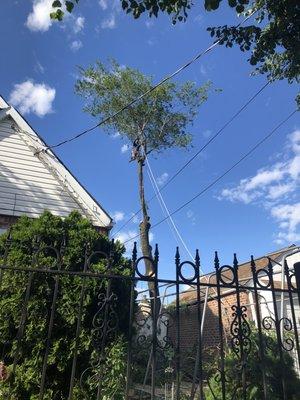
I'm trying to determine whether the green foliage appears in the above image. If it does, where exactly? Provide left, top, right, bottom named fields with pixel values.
left=51, top=1, right=299, bottom=105
left=0, top=211, right=130, bottom=399
left=205, top=330, right=300, bottom=399
left=75, top=59, right=212, bottom=154
left=208, top=1, right=300, bottom=90
left=50, top=0, right=78, bottom=20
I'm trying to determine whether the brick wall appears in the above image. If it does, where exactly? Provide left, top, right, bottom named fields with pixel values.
left=168, top=290, right=252, bottom=354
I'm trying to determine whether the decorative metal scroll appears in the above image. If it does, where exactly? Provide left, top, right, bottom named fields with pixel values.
left=230, top=305, right=252, bottom=357
left=0, top=237, right=300, bottom=400
left=262, top=316, right=295, bottom=352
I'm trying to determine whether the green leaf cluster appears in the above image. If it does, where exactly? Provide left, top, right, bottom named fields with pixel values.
left=205, top=329, right=300, bottom=399
left=0, top=211, right=131, bottom=399
left=75, top=59, right=212, bottom=154
left=50, top=0, right=79, bottom=20
left=50, top=1, right=299, bottom=105
left=208, top=1, right=300, bottom=96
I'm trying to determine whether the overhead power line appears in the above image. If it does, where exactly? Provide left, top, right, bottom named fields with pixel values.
left=121, top=109, right=298, bottom=245
left=111, top=80, right=270, bottom=238
left=37, top=12, right=256, bottom=154
left=145, top=153, right=196, bottom=262
left=145, top=153, right=234, bottom=316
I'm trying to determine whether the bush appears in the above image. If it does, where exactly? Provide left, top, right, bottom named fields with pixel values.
left=205, top=329, right=300, bottom=399
left=0, top=211, right=131, bottom=399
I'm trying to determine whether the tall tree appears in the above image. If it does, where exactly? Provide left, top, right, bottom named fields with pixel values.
left=75, top=60, right=211, bottom=299
left=51, top=0, right=300, bottom=105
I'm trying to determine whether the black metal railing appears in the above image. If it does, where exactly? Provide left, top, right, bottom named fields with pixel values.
left=0, top=237, right=299, bottom=399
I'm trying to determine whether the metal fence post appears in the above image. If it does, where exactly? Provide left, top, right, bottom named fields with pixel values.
left=294, top=262, right=300, bottom=306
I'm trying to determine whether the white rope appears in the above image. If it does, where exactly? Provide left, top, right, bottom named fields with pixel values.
left=145, top=154, right=196, bottom=262
left=144, top=152, right=231, bottom=309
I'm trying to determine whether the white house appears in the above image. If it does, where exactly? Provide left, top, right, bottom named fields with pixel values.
left=0, top=95, right=112, bottom=233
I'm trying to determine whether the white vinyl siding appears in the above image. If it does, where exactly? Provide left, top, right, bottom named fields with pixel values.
left=0, top=118, right=93, bottom=220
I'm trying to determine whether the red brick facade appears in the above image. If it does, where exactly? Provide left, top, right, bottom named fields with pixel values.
left=168, top=291, right=252, bottom=353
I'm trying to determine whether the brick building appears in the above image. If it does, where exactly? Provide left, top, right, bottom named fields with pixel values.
left=168, top=245, right=300, bottom=354
left=0, top=95, right=112, bottom=233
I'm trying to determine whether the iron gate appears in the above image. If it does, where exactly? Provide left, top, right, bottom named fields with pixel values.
left=0, top=236, right=300, bottom=399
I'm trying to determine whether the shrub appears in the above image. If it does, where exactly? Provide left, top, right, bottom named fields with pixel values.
left=0, top=211, right=131, bottom=399
left=205, top=329, right=300, bottom=399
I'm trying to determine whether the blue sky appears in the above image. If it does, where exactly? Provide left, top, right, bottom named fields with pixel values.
left=1, top=0, right=299, bottom=278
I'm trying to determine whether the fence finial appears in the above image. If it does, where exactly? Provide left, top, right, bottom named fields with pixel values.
left=132, top=242, right=137, bottom=262
left=175, top=247, right=180, bottom=264
left=233, top=253, right=238, bottom=267
left=214, top=251, right=219, bottom=269
left=195, top=249, right=200, bottom=265
left=250, top=255, right=256, bottom=273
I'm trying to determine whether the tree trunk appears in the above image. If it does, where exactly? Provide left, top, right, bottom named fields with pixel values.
left=137, top=157, right=161, bottom=315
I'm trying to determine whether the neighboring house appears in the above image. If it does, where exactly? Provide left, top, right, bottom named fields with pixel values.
left=168, top=245, right=300, bottom=358
left=0, top=95, right=113, bottom=234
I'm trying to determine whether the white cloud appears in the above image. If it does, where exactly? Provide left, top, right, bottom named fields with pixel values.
left=26, top=1, right=83, bottom=34
left=26, top=0, right=53, bottom=32
left=267, top=183, right=295, bottom=200
left=187, top=209, right=196, bottom=225
left=194, top=14, right=203, bottom=24
left=157, top=172, right=169, bottom=186
left=149, top=232, right=154, bottom=243
left=219, top=129, right=300, bottom=245
left=111, top=131, right=120, bottom=139
left=70, top=40, right=83, bottom=51
left=271, top=203, right=300, bottom=243
left=121, top=144, right=129, bottom=154
left=99, top=0, right=108, bottom=10
left=115, top=230, right=137, bottom=244
left=187, top=210, right=194, bottom=219
left=34, top=61, right=45, bottom=74
left=98, top=0, right=120, bottom=31
left=101, top=14, right=116, bottom=29
left=111, top=211, right=125, bottom=223
left=73, top=16, right=85, bottom=33
left=200, top=65, right=207, bottom=76
left=9, top=80, right=55, bottom=117
left=145, top=20, right=154, bottom=28
left=147, top=38, right=155, bottom=46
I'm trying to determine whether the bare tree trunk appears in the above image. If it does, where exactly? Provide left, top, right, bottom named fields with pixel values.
left=137, top=157, right=161, bottom=314
left=138, top=158, right=152, bottom=272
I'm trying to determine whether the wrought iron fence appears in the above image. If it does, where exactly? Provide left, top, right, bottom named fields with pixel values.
left=0, top=235, right=300, bottom=399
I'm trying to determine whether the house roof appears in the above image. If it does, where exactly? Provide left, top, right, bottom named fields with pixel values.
left=179, top=245, right=298, bottom=304
left=0, top=95, right=113, bottom=229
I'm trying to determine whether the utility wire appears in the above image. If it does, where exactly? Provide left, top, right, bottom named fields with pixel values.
left=111, top=80, right=270, bottom=238
left=145, top=151, right=239, bottom=330
left=37, top=12, right=256, bottom=154
left=146, top=166, right=181, bottom=250
left=145, top=153, right=196, bottom=262
left=122, top=109, right=298, bottom=245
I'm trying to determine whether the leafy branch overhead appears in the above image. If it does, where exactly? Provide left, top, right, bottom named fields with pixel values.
left=50, top=0, right=79, bottom=20
left=51, top=0, right=300, bottom=105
